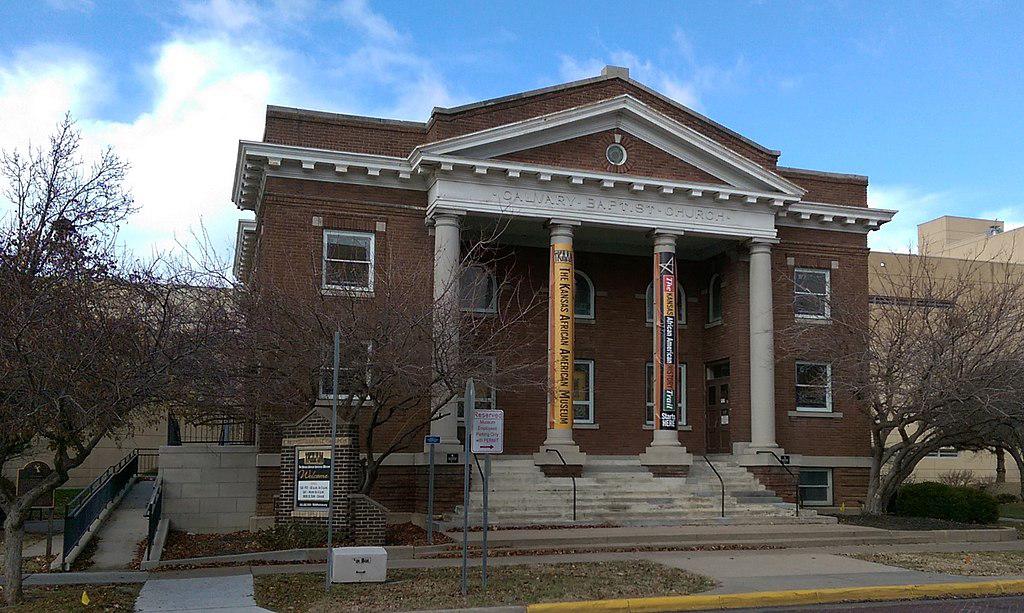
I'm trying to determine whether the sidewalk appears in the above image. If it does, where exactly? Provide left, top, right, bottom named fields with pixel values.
left=135, top=568, right=271, bottom=612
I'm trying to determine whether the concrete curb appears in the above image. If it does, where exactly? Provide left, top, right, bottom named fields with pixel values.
left=525, top=579, right=1024, bottom=612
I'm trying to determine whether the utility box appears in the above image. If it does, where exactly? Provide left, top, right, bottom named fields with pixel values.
left=331, top=546, right=387, bottom=583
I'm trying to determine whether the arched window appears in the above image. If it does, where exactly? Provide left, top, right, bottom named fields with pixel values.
left=460, top=266, right=497, bottom=313
left=575, top=271, right=595, bottom=320
left=646, top=282, right=686, bottom=324
left=708, top=274, right=723, bottom=323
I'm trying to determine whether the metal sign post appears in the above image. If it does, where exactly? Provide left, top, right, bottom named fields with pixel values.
left=470, top=409, right=503, bottom=592
left=460, top=379, right=474, bottom=597
left=424, top=434, right=440, bottom=544
left=325, top=330, right=341, bottom=592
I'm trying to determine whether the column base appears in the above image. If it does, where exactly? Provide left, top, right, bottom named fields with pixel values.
left=534, top=428, right=586, bottom=476
left=639, top=430, right=693, bottom=476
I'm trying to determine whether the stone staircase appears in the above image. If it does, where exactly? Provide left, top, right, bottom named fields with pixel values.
left=447, top=455, right=834, bottom=528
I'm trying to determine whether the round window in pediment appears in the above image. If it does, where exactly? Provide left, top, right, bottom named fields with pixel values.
left=605, top=143, right=627, bottom=166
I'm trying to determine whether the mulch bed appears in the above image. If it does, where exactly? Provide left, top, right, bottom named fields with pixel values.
left=832, top=513, right=1001, bottom=531
left=387, top=522, right=452, bottom=545
left=161, top=530, right=270, bottom=560
left=160, top=523, right=450, bottom=562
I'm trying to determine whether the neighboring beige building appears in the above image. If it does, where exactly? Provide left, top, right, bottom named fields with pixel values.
left=870, top=214, right=1024, bottom=491
left=918, top=215, right=1024, bottom=263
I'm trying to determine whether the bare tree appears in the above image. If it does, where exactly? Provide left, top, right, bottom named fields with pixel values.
left=0, top=116, right=241, bottom=604
left=220, top=228, right=546, bottom=495
left=780, top=253, right=1024, bottom=513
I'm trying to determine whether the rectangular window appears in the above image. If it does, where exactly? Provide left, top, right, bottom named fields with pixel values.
left=319, top=341, right=370, bottom=399
left=926, top=447, right=959, bottom=459
left=323, top=230, right=375, bottom=292
left=645, top=363, right=687, bottom=426
left=794, top=268, right=830, bottom=319
left=795, top=362, right=832, bottom=412
left=799, top=469, right=833, bottom=506
left=573, top=359, right=595, bottom=424
left=457, top=357, right=496, bottom=419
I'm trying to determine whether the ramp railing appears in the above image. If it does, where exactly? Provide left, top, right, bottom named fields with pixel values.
left=144, top=478, right=164, bottom=560
left=61, top=450, right=139, bottom=569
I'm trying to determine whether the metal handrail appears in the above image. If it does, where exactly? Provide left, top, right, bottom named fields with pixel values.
left=545, top=449, right=577, bottom=521
left=63, top=450, right=139, bottom=565
left=702, top=456, right=725, bottom=518
left=144, top=478, right=164, bottom=559
left=756, top=450, right=801, bottom=517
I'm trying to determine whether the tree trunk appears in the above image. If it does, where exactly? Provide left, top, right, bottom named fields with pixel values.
left=863, top=444, right=885, bottom=514
left=996, top=447, right=1006, bottom=484
left=1008, top=447, right=1024, bottom=500
left=3, top=511, right=26, bottom=606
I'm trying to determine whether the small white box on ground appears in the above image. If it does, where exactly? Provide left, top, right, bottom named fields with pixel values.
left=331, top=546, right=387, bottom=583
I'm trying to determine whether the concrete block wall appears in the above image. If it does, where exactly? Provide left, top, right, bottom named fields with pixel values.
left=159, top=445, right=257, bottom=533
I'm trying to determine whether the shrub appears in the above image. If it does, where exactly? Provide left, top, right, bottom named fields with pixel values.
left=894, top=481, right=999, bottom=524
left=938, top=469, right=977, bottom=489
left=996, top=493, right=1019, bottom=504
left=256, top=523, right=327, bottom=550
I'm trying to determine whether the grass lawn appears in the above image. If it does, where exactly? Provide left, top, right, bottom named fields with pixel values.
left=1000, top=502, right=1024, bottom=520
left=0, top=584, right=140, bottom=612
left=852, top=551, right=1024, bottom=576
left=254, top=561, right=714, bottom=612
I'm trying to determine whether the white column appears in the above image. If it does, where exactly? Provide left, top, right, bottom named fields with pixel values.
left=640, top=232, right=691, bottom=471
left=535, top=221, right=585, bottom=466
left=429, top=213, right=462, bottom=451
left=748, top=239, right=779, bottom=450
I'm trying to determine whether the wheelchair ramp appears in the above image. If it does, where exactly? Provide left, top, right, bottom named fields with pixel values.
left=86, top=479, right=154, bottom=570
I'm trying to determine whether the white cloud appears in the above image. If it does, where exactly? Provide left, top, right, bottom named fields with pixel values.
left=0, top=1, right=455, bottom=256
left=336, top=0, right=401, bottom=43
left=867, top=185, right=951, bottom=253
left=0, top=38, right=291, bottom=255
left=558, top=29, right=747, bottom=111
left=0, top=48, right=98, bottom=147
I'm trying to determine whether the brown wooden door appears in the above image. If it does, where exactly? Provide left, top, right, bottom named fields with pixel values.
left=705, top=362, right=731, bottom=453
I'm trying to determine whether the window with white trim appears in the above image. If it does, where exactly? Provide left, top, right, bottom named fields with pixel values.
left=575, top=271, right=595, bottom=319
left=319, top=341, right=371, bottom=399
left=645, top=282, right=686, bottom=325
left=460, top=266, right=497, bottom=313
left=708, top=274, right=722, bottom=323
left=645, top=362, right=687, bottom=426
left=795, top=268, right=831, bottom=319
left=927, top=447, right=960, bottom=459
left=573, top=359, right=595, bottom=424
left=322, top=230, right=375, bottom=292
left=799, top=469, right=833, bottom=506
left=456, top=357, right=496, bottom=419
left=796, top=362, right=832, bottom=412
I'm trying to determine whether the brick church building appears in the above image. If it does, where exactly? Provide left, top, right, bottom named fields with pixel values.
left=231, top=66, right=894, bottom=526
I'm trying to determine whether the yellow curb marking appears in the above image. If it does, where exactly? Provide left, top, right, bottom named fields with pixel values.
left=526, top=579, right=1024, bottom=612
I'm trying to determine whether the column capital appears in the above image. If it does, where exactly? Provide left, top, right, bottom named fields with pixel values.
left=748, top=237, right=780, bottom=253
left=429, top=210, right=464, bottom=228
left=547, top=220, right=577, bottom=243
left=651, top=232, right=678, bottom=252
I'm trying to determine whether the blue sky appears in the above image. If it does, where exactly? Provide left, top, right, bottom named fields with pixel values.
left=1, top=1, right=1022, bottom=255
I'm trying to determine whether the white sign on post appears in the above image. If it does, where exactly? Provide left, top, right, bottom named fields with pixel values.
left=470, top=409, right=504, bottom=454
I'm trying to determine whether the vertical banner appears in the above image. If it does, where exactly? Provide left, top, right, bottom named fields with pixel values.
left=654, top=252, right=678, bottom=430
left=549, top=241, right=575, bottom=430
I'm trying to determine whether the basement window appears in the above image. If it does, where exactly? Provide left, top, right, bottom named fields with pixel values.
left=799, top=469, right=833, bottom=506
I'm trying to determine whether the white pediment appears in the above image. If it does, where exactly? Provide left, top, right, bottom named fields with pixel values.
left=416, top=95, right=805, bottom=198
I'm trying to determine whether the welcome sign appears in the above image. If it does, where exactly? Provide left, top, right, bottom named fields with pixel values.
left=295, top=447, right=331, bottom=509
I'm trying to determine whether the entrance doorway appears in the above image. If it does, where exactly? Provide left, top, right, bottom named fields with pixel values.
left=705, top=361, right=731, bottom=453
